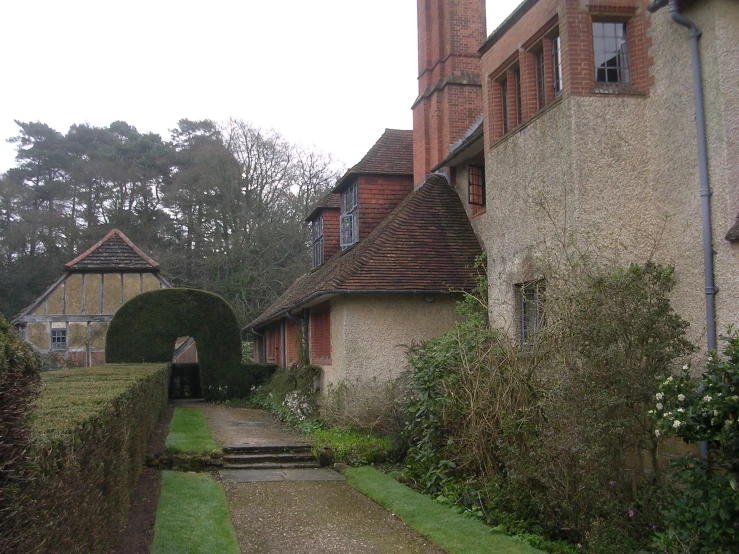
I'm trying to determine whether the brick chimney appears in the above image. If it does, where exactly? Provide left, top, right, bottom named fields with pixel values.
left=412, top=0, right=486, bottom=185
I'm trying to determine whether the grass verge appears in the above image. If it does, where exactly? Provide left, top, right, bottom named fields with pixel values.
left=165, top=407, right=220, bottom=453
left=344, top=466, right=544, bottom=554
left=310, top=428, right=392, bottom=464
left=151, top=471, right=240, bottom=554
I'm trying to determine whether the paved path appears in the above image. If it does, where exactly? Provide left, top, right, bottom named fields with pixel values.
left=189, top=402, right=446, bottom=554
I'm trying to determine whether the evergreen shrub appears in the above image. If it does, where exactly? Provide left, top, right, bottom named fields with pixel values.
left=227, top=363, right=278, bottom=399
left=106, top=288, right=242, bottom=400
left=0, top=314, right=41, bottom=552
left=8, top=364, right=168, bottom=553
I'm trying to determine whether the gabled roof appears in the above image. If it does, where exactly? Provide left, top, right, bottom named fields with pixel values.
left=65, top=229, right=160, bottom=272
left=332, top=129, right=413, bottom=193
left=247, top=174, right=482, bottom=330
left=306, top=192, right=341, bottom=222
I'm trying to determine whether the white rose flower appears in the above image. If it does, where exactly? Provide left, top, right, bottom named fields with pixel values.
left=708, top=356, right=713, bottom=362
left=656, top=403, right=664, bottom=411
left=673, top=420, right=682, bottom=428
left=656, top=392, right=664, bottom=401
left=678, top=394, right=686, bottom=402
left=703, top=395, right=712, bottom=403
left=677, top=408, right=685, bottom=413
left=655, top=429, right=661, bottom=438
left=665, top=376, right=674, bottom=384
left=683, top=364, right=689, bottom=371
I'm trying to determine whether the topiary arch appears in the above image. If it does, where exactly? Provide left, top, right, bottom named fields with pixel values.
left=106, top=288, right=241, bottom=400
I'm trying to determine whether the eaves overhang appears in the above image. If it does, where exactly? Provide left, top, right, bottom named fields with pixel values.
left=479, top=0, right=540, bottom=55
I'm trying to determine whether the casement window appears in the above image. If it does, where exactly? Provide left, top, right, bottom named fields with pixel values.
left=311, top=216, right=324, bottom=268
left=340, top=180, right=358, bottom=249
left=500, top=77, right=510, bottom=134
left=552, top=34, right=563, bottom=97
left=517, top=281, right=544, bottom=343
left=468, top=165, right=485, bottom=207
left=51, top=328, right=67, bottom=351
left=593, top=22, right=630, bottom=85
left=535, top=48, right=547, bottom=110
left=514, top=69, right=523, bottom=126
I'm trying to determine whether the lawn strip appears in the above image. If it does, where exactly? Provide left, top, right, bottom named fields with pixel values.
left=150, top=471, right=240, bottom=554
left=165, top=407, right=220, bottom=453
left=344, top=466, right=544, bottom=554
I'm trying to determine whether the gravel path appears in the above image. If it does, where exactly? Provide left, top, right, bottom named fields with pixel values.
left=187, top=402, right=447, bottom=554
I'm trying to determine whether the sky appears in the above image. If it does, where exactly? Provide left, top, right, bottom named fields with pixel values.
left=0, top=0, right=522, bottom=174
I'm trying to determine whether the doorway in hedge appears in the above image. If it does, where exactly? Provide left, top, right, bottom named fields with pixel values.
left=169, top=363, right=202, bottom=398
left=105, top=288, right=242, bottom=401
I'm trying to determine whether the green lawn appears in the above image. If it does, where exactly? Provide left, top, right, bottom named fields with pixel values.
left=151, top=471, right=240, bottom=554
left=345, top=466, right=544, bottom=554
left=165, top=407, right=220, bottom=453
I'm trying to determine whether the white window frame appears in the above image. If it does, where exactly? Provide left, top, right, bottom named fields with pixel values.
left=51, top=328, right=67, bottom=351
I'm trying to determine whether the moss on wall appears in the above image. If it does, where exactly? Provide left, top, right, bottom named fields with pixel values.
left=106, top=289, right=242, bottom=400
left=122, top=274, right=141, bottom=303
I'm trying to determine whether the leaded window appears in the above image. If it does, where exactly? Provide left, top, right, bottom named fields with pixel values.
left=515, top=69, right=522, bottom=126
left=340, top=181, right=358, bottom=249
left=501, top=77, right=509, bottom=134
left=535, top=48, right=547, bottom=110
left=593, top=22, right=630, bottom=84
left=51, top=328, right=67, bottom=351
left=552, top=34, right=563, bottom=97
left=518, top=281, right=544, bottom=343
left=468, top=165, right=485, bottom=207
left=311, top=216, right=324, bottom=268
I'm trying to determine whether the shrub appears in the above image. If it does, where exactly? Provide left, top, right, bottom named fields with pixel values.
left=0, top=314, right=41, bottom=552
left=320, top=376, right=409, bottom=436
left=106, top=288, right=242, bottom=400
left=226, top=363, right=278, bottom=399
left=403, top=260, right=693, bottom=549
left=17, top=364, right=169, bottom=553
left=651, top=333, right=739, bottom=552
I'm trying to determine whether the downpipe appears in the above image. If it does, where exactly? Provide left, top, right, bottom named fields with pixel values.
left=649, top=0, right=715, bottom=464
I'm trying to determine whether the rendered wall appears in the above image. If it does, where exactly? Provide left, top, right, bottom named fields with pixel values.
left=321, top=293, right=461, bottom=390
left=479, top=0, right=739, bottom=347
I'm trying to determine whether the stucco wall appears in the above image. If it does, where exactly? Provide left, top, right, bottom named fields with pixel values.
left=321, top=293, right=461, bottom=389
left=480, top=1, right=739, bottom=347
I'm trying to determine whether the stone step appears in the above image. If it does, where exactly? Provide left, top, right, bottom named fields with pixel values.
left=223, top=461, right=322, bottom=470
left=223, top=442, right=313, bottom=455
left=223, top=452, right=316, bottom=465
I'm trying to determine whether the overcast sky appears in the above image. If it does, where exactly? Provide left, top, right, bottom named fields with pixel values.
left=0, top=0, right=521, bottom=174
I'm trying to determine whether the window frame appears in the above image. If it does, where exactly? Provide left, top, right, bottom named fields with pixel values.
left=517, top=280, right=544, bottom=343
left=311, top=215, right=324, bottom=268
left=340, top=180, right=359, bottom=249
left=468, top=165, right=485, bottom=207
left=592, top=21, right=631, bottom=86
left=51, top=328, right=67, bottom=352
left=552, top=33, right=563, bottom=97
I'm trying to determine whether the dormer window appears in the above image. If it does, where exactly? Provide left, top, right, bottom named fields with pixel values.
left=340, top=181, right=359, bottom=249
left=311, top=216, right=324, bottom=268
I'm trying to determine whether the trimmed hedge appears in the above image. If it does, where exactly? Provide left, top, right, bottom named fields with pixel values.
left=228, top=363, right=278, bottom=399
left=0, top=314, right=41, bottom=553
left=106, top=288, right=242, bottom=400
left=18, top=364, right=169, bottom=553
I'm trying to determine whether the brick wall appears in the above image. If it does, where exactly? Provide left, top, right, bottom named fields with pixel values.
left=413, top=0, right=486, bottom=183
left=322, top=207, right=341, bottom=260
left=481, top=0, right=651, bottom=146
left=309, top=302, right=331, bottom=365
left=358, top=175, right=414, bottom=240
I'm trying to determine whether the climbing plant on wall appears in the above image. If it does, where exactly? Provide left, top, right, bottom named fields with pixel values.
left=106, top=288, right=242, bottom=400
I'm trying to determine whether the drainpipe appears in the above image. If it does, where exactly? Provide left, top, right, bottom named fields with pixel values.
left=648, top=0, right=715, bottom=464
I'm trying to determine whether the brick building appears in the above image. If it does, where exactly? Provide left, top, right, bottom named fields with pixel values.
left=11, top=229, right=196, bottom=366
left=249, top=0, right=739, bottom=385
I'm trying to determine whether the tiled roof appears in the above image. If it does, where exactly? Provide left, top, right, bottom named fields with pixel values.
left=333, top=129, right=413, bottom=193
left=306, top=192, right=341, bottom=222
left=246, top=174, right=482, bottom=330
left=65, top=229, right=160, bottom=272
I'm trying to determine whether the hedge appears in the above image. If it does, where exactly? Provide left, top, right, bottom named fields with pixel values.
left=0, top=314, right=41, bottom=553
left=106, top=288, right=242, bottom=401
left=16, top=364, right=169, bottom=553
left=228, top=363, right=279, bottom=398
